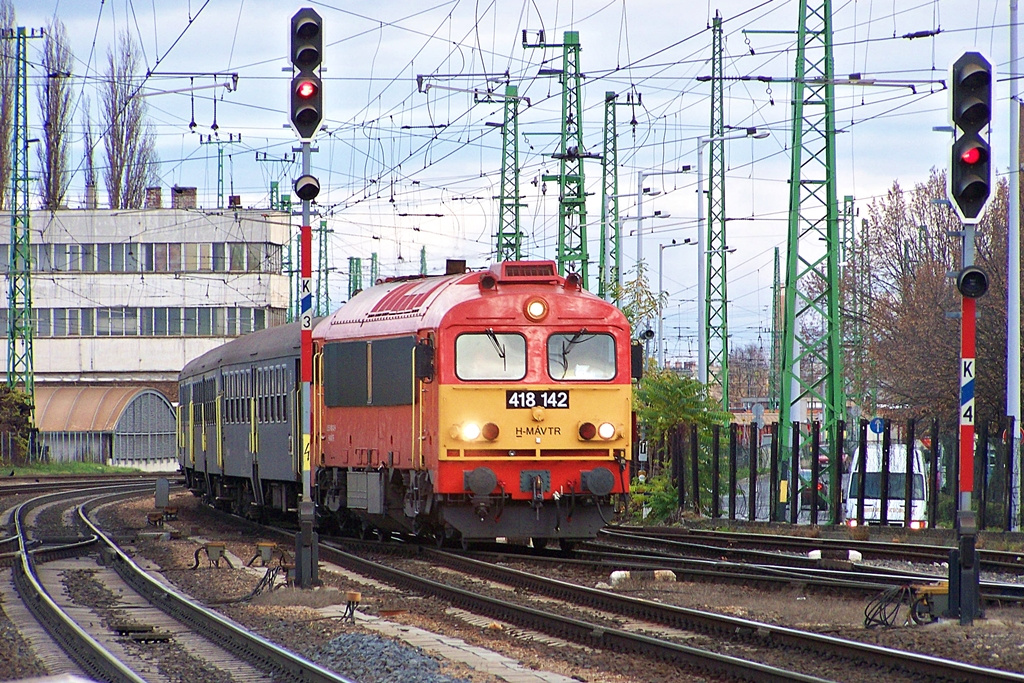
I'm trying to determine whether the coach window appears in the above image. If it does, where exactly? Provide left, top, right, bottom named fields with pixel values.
left=547, top=332, right=616, bottom=380
left=455, top=331, right=526, bottom=381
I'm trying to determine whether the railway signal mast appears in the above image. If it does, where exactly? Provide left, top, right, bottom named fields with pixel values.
left=948, top=50, right=993, bottom=626
left=290, top=7, right=324, bottom=589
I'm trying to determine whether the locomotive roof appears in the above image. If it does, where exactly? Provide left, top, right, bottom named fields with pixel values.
left=179, top=318, right=321, bottom=379
left=313, top=260, right=625, bottom=342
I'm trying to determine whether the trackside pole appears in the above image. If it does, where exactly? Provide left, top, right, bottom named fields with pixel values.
left=956, top=293, right=979, bottom=624
left=296, top=139, right=319, bottom=588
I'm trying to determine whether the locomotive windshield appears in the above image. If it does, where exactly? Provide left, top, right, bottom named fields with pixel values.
left=455, top=331, right=526, bottom=380
left=547, top=332, right=616, bottom=380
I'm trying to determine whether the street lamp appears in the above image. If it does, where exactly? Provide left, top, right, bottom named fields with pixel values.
left=696, top=127, right=769, bottom=385
left=635, top=167, right=690, bottom=270
left=658, top=238, right=694, bottom=368
left=617, top=211, right=672, bottom=291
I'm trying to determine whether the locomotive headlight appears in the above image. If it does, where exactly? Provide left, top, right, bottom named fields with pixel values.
left=461, top=422, right=482, bottom=441
left=598, top=422, right=616, bottom=440
left=481, top=422, right=500, bottom=441
left=524, top=297, right=548, bottom=322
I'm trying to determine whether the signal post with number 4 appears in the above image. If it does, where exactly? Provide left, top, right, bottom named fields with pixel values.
left=948, top=50, right=993, bottom=626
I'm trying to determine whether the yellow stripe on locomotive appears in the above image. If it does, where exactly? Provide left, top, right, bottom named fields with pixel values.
left=436, top=383, right=630, bottom=499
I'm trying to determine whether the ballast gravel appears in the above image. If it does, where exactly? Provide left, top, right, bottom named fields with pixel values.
left=307, top=632, right=473, bottom=683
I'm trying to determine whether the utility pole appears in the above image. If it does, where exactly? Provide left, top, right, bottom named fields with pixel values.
left=420, top=246, right=428, bottom=275
left=525, top=30, right=594, bottom=288
left=777, top=0, right=845, bottom=469
left=6, top=27, right=41, bottom=404
left=768, top=247, right=781, bottom=411
left=1008, top=0, right=1021, bottom=530
left=370, top=252, right=379, bottom=284
left=199, top=133, right=243, bottom=209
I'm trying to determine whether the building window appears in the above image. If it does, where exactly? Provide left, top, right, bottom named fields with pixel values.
left=97, top=243, right=111, bottom=271
left=184, top=308, right=198, bottom=335
left=168, top=307, right=181, bottom=335
left=212, top=243, right=226, bottom=272
left=52, top=309, right=67, bottom=337
left=247, top=243, right=262, bottom=272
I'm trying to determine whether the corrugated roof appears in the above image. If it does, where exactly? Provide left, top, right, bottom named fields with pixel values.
left=34, top=386, right=154, bottom=433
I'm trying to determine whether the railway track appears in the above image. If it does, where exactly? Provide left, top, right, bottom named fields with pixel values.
left=608, top=525, right=1024, bottom=573
left=9, top=485, right=356, bottom=683
left=292, top=532, right=1024, bottom=683
left=592, top=527, right=1024, bottom=603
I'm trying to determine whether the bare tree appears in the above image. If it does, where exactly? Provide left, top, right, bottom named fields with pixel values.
left=36, top=18, right=73, bottom=210
left=728, top=342, right=769, bottom=405
left=101, top=32, right=157, bottom=209
left=845, top=168, right=1012, bottom=429
left=0, top=0, right=16, bottom=212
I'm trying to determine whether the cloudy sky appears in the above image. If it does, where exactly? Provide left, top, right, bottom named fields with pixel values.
left=14, top=0, right=1021, bottom=365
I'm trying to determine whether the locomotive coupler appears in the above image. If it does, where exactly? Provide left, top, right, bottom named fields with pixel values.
left=472, top=496, right=489, bottom=521
left=530, top=475, right=544, bottom=519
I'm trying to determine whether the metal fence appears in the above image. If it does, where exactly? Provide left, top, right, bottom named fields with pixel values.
left=651, top=416, right=1020, bottom=531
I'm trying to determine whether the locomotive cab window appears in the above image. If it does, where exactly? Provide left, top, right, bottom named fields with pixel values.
left=547, top=331, right=616, bottom=380
left=455, top=331, right=526, bottom=381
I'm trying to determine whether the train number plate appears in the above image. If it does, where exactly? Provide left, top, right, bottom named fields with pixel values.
left=505, top=390, right=569, bottom=409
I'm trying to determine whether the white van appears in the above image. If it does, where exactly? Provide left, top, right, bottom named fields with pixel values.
left=844, top=442, right=928, bottom=529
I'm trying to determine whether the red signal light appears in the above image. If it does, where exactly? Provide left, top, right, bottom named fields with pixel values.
left=296, top=79, right=318, bottom=99
left=961, top=146, right=983, bottom=165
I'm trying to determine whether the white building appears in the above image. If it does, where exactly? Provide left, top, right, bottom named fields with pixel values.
left=0, top=189, right=292, bottom=468
left=1, top=189, right=291, bottom=392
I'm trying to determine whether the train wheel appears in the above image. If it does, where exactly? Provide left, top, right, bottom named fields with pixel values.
left=558, top=539, right=576, bottom=552
left=531, top=537, right=549, bottom=550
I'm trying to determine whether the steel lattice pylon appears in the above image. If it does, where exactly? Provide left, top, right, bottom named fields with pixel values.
left=347, top=257, right=362, bottom=298
left=7, top=27, right=33, bottom=399
left=496, top=85, right=522, bottom=262
left=706, top=12, right=729, bottom=409
left=600, top=91, right=619, bottom=300
left=526, top=31, right=589, bottom=288
left=779, top=0, right=845, bottom=456
left=315, top=219, right=331, bottom=316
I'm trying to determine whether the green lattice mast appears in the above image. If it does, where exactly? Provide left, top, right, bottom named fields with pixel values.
left=7, top=28, right=35, bottom=398
left=347, top=257, right=362, bottom=298
left=420, top=246, right=427, bottom=275
left=315, top=219, right=331, bottom=315
left=496, top=85, right=522, bottom=261
left=599, top=90, right=639, bottom=301
left=525, top=31, right=589, bottom=288
left=778, top=0, right=845, bottom=459
left=706, top=11, right=729, bottom=409
left=600, top=92, right=619, bottom=300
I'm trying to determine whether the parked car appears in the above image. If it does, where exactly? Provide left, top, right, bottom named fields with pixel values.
left=797, top=469, right=829, bottom=511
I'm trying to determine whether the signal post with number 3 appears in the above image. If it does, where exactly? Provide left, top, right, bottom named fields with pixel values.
left=290, top=7, right=324, bottom=589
